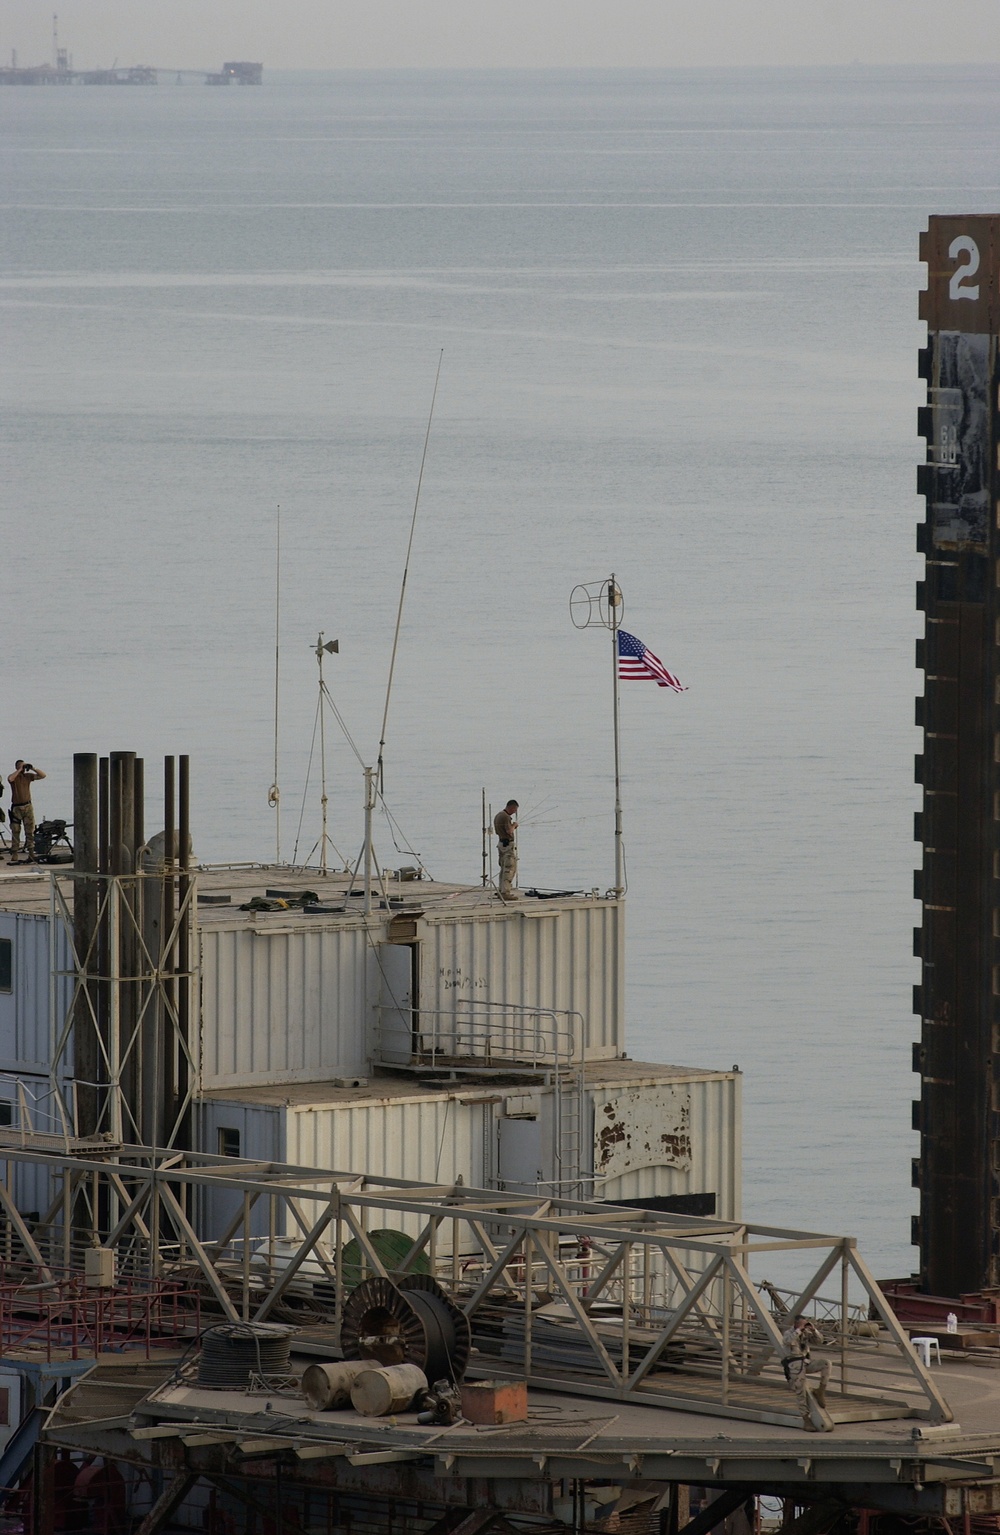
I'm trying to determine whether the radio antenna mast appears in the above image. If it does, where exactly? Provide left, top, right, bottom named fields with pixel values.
left=268, top=506, right=281, bottom=861
left=312, top=631, right=340, bottom=874
left=376, top=350, right=443, bottom=797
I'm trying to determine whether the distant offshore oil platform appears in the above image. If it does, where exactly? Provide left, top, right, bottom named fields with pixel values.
left=0, top=13, right=261, bottom=85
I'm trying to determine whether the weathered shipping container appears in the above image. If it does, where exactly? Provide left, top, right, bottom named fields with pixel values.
left=198, top=895, right=623, bottom=1091
left=592, top=1069, right=741, bottom=1219
left=196, top=1063, right=739, bottom=1252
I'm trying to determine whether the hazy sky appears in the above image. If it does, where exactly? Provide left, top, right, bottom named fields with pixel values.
left=3, top=0, right=1000, bottom=72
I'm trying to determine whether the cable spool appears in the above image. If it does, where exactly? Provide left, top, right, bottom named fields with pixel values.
left=340, top=1227, right=430, bottom=1292
left=340, top=1273, right=470, bottom=1384
left=196, top=1322, right=297, bottom=1389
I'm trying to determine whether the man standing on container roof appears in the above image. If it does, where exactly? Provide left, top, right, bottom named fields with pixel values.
left=7, top=760, right=45, bottom=865
left=493, top=799, right=519, bottom=901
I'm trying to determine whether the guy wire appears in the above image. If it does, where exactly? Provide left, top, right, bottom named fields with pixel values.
left=376, top=350, right=443, bottom=797
left=269, top=505, right=282, bottom=862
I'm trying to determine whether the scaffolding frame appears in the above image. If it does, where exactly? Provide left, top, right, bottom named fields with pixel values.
left=0, top=1142, right=951, bottom=1431
left=47, top=869, right=200, bottom=1147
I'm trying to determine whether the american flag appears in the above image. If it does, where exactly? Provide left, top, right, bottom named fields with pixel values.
left=617, top=630, right=687, bottom=692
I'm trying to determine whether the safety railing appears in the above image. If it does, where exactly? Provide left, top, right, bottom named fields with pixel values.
left=377, top=999, right=581, bottom=1072
left=0, top=1270, right=201, bottom=1361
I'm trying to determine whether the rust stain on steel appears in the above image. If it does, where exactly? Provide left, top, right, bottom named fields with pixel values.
left=597, top=1120, right=627, bottom=1164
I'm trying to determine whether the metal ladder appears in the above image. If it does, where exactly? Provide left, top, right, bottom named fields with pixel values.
left=551, top=1064, right=588, bottom=1202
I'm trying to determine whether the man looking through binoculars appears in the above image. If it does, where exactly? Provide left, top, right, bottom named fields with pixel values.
left=7, top=760, right=46, bottom=865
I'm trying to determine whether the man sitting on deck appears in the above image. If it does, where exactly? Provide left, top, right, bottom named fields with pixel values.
left=781, top=1314, right=832, bottom=1432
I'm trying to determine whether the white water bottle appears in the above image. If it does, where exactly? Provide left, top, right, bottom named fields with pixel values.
left=946, top=1311, right=958, bottom=1334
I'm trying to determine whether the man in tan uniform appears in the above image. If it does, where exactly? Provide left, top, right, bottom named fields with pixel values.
left=8, top=761, right=45, bottom=865
left=493, top=799, right=519, bottom=900
left=781, top=1314, right=831, bottom=1431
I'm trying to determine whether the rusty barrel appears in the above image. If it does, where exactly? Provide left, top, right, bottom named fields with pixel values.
left=302, top=1360, right=370, bottom=1411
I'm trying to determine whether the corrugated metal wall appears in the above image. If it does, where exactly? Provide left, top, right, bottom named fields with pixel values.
left=285, top=1091, right=493, bottom=1245
left=288, top=1092, right=490, bottom=1190
left=0, top=912, right=73, bottom=1077
left=199, top=900, right=622, bottom=1091
left=190, top=1098, right=285, bottom=1242
left=418, top=902, right=623, bottom=1061
left=200, top=922, right=372, bottom=1087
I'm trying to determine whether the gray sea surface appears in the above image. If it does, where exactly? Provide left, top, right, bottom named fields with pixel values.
left=4, top=65, right=1000, bottom=1277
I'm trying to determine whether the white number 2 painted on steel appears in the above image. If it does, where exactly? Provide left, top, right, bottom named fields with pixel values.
left=949, top=235, right=981, bottom=301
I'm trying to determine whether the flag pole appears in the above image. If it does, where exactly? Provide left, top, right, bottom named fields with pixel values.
left=609, top=575, right=624, bottom=896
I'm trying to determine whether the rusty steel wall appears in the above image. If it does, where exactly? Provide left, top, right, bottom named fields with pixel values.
left=914, top=214, right=1000, bottom=1295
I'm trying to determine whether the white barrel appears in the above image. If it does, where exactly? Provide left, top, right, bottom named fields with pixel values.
left=302, top=1360, right=369, bottom=1411
left=350, top=1363, right=428, bottom=1417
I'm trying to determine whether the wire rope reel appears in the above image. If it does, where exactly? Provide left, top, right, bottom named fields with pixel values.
left=340, top=1273, right=471, bottom=1384
left=196, top=1321, right=297, bottom=1389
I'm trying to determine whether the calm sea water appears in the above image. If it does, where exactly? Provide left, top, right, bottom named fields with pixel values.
left=5, top=65, right=1000, bottom=1277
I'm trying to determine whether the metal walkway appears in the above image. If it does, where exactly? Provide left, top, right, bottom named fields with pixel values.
left=0, top=1138, right=949, bottom=1432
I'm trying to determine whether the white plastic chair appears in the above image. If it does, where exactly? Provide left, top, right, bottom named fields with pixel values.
left=910, top=1335, right=942, bottom=1367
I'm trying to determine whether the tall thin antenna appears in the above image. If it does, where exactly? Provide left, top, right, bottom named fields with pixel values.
left=377, top=350, right=444, bottom=796
left=268, top=506, right=281, bottom=861
left=312, top=632, right=340, bottom=874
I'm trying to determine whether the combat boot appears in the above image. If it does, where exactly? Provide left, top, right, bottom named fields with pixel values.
left=814, top=1382, right=827, bottom=1409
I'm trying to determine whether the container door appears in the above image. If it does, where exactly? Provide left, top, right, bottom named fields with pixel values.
left=378, top=943, right=418, bottom=1065
left=498, top=1115, right=543, bottom=1194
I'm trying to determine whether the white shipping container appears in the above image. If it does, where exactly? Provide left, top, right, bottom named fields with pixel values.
left=270, top=1063, right=738, bottom=1245
left=416, top=900, right=623, bottom=1062
left=200, top=897, right=623, bottom=1092
left=288, top=1090, right=492, bottom=1194
left=282, top=1087, right=494, bottom=1251
left=200, top=921, right=372, bottom=1088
